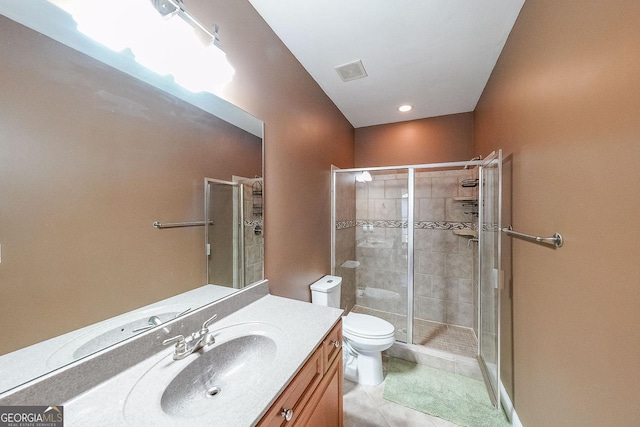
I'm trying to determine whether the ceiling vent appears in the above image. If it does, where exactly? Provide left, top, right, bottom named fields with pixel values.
left=335, top=60, right=368, bottom=82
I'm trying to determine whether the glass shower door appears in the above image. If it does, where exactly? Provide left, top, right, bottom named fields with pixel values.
left=478, top=150, right=502, bottom=408
left=205, top=178, right=242, bottom=288
left=332, top=168, right=410, bottom=343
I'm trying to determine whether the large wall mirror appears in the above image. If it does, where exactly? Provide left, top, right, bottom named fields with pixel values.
left=0, top=2, right=263, bottom=392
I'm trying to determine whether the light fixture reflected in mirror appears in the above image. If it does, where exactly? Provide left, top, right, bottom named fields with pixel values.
left=49, top=0, right=234, bottom=94
left=356, top=171, right=372, bottom=182
left=151, top=0, right=222, bottom=49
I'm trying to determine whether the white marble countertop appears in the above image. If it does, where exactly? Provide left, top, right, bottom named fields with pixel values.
left=62, top=295, right=343, bottom=427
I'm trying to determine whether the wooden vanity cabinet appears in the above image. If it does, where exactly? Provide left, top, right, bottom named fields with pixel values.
left=258, top=321, right=343, bottom=426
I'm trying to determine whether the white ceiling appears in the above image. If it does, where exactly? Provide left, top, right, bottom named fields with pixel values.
left=248, top=0, right=525, bottom=128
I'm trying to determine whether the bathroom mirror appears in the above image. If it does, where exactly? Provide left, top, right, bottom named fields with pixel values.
left=0, top=3, right=263, bottom=392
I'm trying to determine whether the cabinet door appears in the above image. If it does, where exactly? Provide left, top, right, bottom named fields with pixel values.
left=296, top=351, right=343, bottom=427
left=257, top=349, right=323, bottom=426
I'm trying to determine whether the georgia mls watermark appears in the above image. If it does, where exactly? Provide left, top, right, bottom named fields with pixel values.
left=0, top=406, right=63, bottom=427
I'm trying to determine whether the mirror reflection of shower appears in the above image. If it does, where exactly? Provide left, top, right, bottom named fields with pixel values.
left=205, top=176, right=264, bottom=290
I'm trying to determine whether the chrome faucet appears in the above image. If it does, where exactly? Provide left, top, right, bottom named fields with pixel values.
left=131, top=308, right=192, bottom=333
left=132, top=315, right=163, bottom=332
left=162, top=314, right=218, bottom=360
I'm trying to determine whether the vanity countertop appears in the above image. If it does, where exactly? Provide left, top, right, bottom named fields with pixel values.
left=62, top=294, right=343, bottom=427
left=0, top=284, right=237, bottom=393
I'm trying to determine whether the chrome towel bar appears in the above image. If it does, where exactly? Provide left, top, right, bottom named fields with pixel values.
left=153, top=220, right=213, bottom=229
left=501, top=225, right=563, bottom=248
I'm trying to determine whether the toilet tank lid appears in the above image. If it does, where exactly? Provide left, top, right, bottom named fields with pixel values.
left=310, top=275, right=342, bottom=292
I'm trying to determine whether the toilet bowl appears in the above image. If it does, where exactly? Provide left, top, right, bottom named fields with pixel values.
left=310, top=276, right=395, bottom=386
left=342, top=312, right=395, bottom=385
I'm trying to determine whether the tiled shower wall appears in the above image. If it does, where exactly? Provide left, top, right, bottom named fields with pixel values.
left=353, top=169, right=477, bottom=329
left=243, top=180, right=264, bottom=286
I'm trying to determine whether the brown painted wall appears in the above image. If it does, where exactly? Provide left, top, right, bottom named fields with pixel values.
left=474, top=0, right=640, bottom=425
left=1, top=0, right=353, bottom=357
left=0, top=17, right=262, bottom=354
left=188, top=0, right=355, bottom=300
left=354, top=113, right=474, bottom=167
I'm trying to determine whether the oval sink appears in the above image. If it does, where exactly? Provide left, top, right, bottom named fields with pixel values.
left=123, top=322, right=288, bottom=426
left=161, top=334, right=276, bottom=418
left=72, top=312, right=182, bottom=360
left=46, top=310, right=183, bottom=368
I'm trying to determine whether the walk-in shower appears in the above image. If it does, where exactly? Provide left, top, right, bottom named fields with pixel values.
left=331, top=152, right=502, bottom=407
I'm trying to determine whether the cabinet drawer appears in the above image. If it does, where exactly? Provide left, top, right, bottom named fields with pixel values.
left=322, top=321, right=342, bottom=372
left=257, top=348, right=323, bottom=426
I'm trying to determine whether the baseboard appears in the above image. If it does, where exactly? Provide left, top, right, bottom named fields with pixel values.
left=500, top=380, right=523, bottom=427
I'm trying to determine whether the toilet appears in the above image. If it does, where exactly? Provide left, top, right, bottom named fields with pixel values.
left=310, top=275, right=395, bottom=386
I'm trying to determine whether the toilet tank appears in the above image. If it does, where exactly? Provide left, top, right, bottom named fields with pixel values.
left=310, top=275, right=342, bottom=308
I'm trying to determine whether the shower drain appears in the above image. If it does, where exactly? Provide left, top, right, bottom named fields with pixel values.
left=206, top=386, right=222, bottom=398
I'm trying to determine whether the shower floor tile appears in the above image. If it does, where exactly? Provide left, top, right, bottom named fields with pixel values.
left=351, top=305, right=478, bottom=358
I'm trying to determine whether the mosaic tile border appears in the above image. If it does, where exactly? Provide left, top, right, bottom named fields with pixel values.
left=244, top=219, right=263, bottom=227
left=336, top=220, right=357, bottom=230
left=335, top=219, right=473, bottom=230
left=482, top=223, right=500, bottom=232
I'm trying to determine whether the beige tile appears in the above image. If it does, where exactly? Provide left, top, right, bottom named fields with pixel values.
left=374, top=199, right=400, bottom=220
left=377, top=402, right=440, bottom=427
left=458, top=279, right=473, bottom=303
left=446, top=301, right=474, bottom=327
left=385, top=179, right=408, bottom=199
left=445, top=253, right=473, bottom=279
left=368, top=180, right=386, bottom=198
left=430, top=229, right=460, bottom=254
left=432, top=176, right=459, bottom=197
left=417, top=198, right=445, bottom=221
left=417, top=251, right=446, bottom=276
left=414, top=296, right=446, bottom=323
left=413, top=273, right=432, bottom=297
left=455, top=359, right=483, bottom=379
left=432, top=276, right=459, bottom=301
left=343, top=385, right=390, bottom=427
left=414, top=177, right=432, bottom=198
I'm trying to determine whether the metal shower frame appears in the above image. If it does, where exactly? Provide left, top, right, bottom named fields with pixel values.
left=330, top=155, right=501, bottom=408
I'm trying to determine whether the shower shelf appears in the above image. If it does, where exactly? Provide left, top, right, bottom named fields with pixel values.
left=252, top=181, right=263, bottom=218
left=453, top=196, right=478, bottom=202
left=453, top=229, right=478, bottom=238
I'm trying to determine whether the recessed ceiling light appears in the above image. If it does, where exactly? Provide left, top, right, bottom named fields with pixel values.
left=398, top=104, right=413, bottom=112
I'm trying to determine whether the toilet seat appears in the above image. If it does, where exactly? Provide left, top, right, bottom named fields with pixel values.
left=342, top=313, right=395, bottom=340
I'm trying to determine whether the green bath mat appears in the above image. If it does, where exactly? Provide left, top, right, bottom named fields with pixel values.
left=383, top=357, right=510, bottom=427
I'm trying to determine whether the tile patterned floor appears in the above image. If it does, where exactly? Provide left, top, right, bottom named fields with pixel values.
left=344, top=306, right=481, bottom=425
left=342, top=358, right=463, bottom=427
left=351, top=305, right=478, bottom=358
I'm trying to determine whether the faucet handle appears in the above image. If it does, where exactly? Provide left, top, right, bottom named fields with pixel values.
left=174, top=308, right=191, bottom=318
left=132, top=315, right=164, bottom=333
left=202, top=314, right=218, bottom=330
left=163, top=335, right=186, bottom=349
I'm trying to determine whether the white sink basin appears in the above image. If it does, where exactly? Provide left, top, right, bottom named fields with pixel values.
left=72, top=312, right=182, bottom=360
left=46, top=309, right=184, bottom=368
left=123, top=322, right=288, bottom=426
